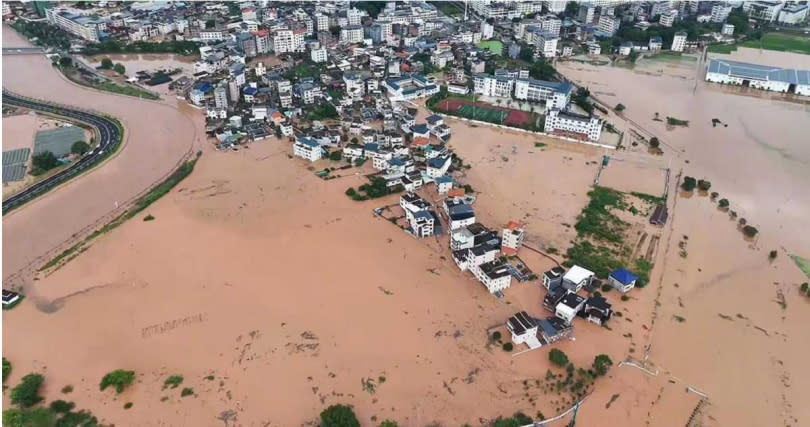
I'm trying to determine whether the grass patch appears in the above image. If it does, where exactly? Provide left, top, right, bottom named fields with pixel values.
left=124, top=402, right=133, bottom=409
left=534, top=142, right=547, bottom=148
left=38, top=245, right=81, bottom=271
left=740, top=32, right=810, bottom=55
left=630, top=192, right=665, bottom=205
left=143, top=214, right=155, bottom=221
left=574, top=187, right=628, bottom=244
left=707, top=44, right=738, bottom=54
left=347, top=176, right=403, bottom=201
left=3, top=358, right=11, bottom=383
left=100, top=369, right=135, bottom=394
left=790, top=255, right=810, bottom=279
left=180, top=387, right=194, bottom=397
left=204, top=375, right=215, bottom=381
left=61, top=385, right=73, bottom=394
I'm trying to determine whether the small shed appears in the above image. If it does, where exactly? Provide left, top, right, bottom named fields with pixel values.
left=650, top=204, right=668, bottom=226
left=609, top=268, right=638, bottom=293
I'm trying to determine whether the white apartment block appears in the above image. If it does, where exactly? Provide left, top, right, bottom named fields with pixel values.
left=340, top=25, right=364, bottom=44
left=347, top=7, right=364, bottom=26
left=743, top=1, right=784, bottom=22
left=711, top=3, right=733, bottom=23
left=315, top=13, right=330, bottom=32
left=721, top=23, right=735, bottom=36
left=514, top=78, right=572, bottom=110
left=273, top=29, right=305, bottom=53
left=544, top=109, right=603, bottom=142
left=2, top=2, right=12, bottom=16
left=472, top=260, right=513, bottom=294
left=46, top=8, right=103, bottom=42
left=778, top=4, right=809, bottom=24
left=473, top=74, right=514, bottom=98
left=383, top=74, right=439, bottom=101
left=199, top=30, right=227, bottom=41
left=597, top=14, right=620, bottom=35
left=543, top=1, right=567, bottom=13
left=293, top=137, right=324, bottom=162
left=659, top=11, right=676, bottom=27
left=311, top=46, right=328, bottom=63
left=671, top=31, right=687, bottom=52
left=501, top=221, right=525, bottom=253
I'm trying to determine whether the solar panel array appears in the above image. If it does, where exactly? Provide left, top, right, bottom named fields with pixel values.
left=2, top=148, right=31, bottom=183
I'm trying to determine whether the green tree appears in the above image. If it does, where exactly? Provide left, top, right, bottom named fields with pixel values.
left=519, top=45, right=535, bottom=63
left=492, top=412, right=533, bottom=427
left=593, top=354, right=613, bottom=376
left=2, top=407, right=54, bottom=427
left=205, top=19, right=216, bottom=29
left=49, top=400, right=75, bottom=414
left=742, top=225, right=758, bottom=238
left=319, top=404, right=360, bottom=427
left=564, top=2, right=580, bottom=17
left=549, top=349, right=569, bottom=368
left=100, top=369, right=135, bottom=394
left=649, top=137, right=660, bottom=148
left=769, top=250, right=778, bottom=260
left=100, top=57, right=113, bottom=69
left=70, top=141, right=90, bottom=156
left=31, top=151, right=60, bottom=174
left=11, top=374, right=45, bottom=408
left=58, top=56, right=73, bottom=67
left=800, top=282, right=809, bottom=296
left=718, top=198, right=729, bottom=208
left=697, top=179, right=712, bottom=191
left=378, top=421, right=399, bottom=427
left=329, top=151, right=342, bottom=161
left=681, top=176, right=697, bottom=192
left=3, top=358, right=11, bottom=383
left=113, top=63, right=126, bottom=75
left=615, top=103, right=625, bottom=112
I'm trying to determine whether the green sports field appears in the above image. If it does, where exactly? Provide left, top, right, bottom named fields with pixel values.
left=740, top=32, right=810, bottom=55
left=476, top=40, right=503, bottom=56
left=457, top=104, right=508, bottom=123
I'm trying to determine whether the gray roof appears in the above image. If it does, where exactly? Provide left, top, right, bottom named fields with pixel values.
left=707, top=58, right=810, bottom=85
left=3, top=148, right=31, bottom=166
left=34, top=126, right=86, bottom=157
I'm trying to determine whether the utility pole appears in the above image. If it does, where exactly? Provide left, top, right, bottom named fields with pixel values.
left=464, top=0, right=468, bottom=21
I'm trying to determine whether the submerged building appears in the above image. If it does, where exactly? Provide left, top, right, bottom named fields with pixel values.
left=705, top=59, right=810, bottom=96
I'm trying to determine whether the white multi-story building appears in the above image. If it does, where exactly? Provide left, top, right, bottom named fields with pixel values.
left=721, top=23, right=735, bottom=36
left=778, top=4, right=809, bottom=25
left=501, top=221, right=525, bottom=254
left=347, top=7, right=364, bottom=26
left=650, top=1, right=672, bottom=18
left=671, top=31, right=687, bottom=52
left=214, top=83, right=229, bottom=109
left=2, top=2, right=12, bottom=16
left=199, top=29, right=226, bottom=41
left=46, top=8, right=103, bottom=42
left=711, top=3, right=733, bottom=23
left=255, top=30, right=271, bottom=54
left=544, top=109, right=603, bottom=142
left=514, top=78, right=572, bottom=110
left=743, top=1, right=784, bottom=22
left=543, top=1, right=567, bottom=13
left=293, top=137, right=324, bottom=162
left=535, top=32, right=559, bottom=58
left=311, top=46, right=328, bottom=63
left=481, top=21, right=494, bottom=39
left=473, top=73, right=514, bottom=98
left=314, top=13, right=330, bottom=32
left=343, top=73, right=366, bottom=99
left=705, top=59, right=810, bottom=96
left=578, top=3, right=596, bottom=24
left=597, top=14, right=620, bottom=35
left=340, top=25, right=364, bottom=44
left=471, top=259, right=513, bottom=294
left=659, top=11, right=677, bottom=27
left=273, top=29, right=305, bottom=53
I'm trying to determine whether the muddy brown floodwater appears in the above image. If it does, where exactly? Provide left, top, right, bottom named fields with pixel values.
left=2, top=24, right=201, bottom=279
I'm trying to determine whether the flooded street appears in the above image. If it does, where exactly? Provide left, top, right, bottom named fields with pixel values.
left=2, top=24, right=201, bottom=279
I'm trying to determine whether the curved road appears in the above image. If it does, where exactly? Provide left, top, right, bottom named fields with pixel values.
left=2, top=91, right=122, bottom=214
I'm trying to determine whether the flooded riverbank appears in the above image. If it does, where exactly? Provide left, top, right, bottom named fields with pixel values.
left=2, top=24, right=201, bottom=279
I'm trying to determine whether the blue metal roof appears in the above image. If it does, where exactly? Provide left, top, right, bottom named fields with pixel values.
left=707, top=59, right=810, bottom=85
left=610, top=269, right=638, bottom=285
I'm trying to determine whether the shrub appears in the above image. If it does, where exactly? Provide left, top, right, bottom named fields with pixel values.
left=742, top=225, right=758, bottom=238
left=124, top=402, right=133, bottom=409
left=3, top=408, right=55, bottom=427
left=113, top=63, right=126, bottom=75
left=681, top=176, right=696, bottom=192
left=143, top=214, right=155, bottom=221
left=11, top=374, right=45, bottom=408
left=163, top=375, right=183, bottom=389
left=800, top=282, right=809, bottom=296
left=49, top=400, right=75, bottom=413
left=718, top=198, right=729, bottom=208
left=463, top=184, right=474, bottom=194
left=61, top=385, right=73, bottom=394
left=329, top=151, right=342, bottom=161
left=100, top=369, right=135, bottom=393
left=320, top=404, right=361, bottom=427
left=549, top=349, right=569, bottom=368
left=649, top=137, right=660, bottom=148
left=769, top=250, right=778, bottom=260
left=492, top=331, right=502, bottom=341
left=502, top=342, right=514, bottom=352
left=620, top=295, right=630, bottom=301
left=710, top=191, right=719, bottom=200
left=615, top=103, right=625, bottom=112
left=601, top=284, right=613, bottom=292
left=593, top=354, right=613, bottom=376
left=71, top=140, right=90, bottom=155
left=379, top=421, right=399, bottom=427
left=492, top=412, right=533, bottom=427
left=697, top=179, right=711, bottom=191
left=100, top=57, right=113, bottom=69
left=738, top=218, right=747, bottom=227
left=181, top=387, right=194, bottom=397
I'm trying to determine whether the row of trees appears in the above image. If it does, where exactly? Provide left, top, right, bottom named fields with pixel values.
left=84, top=40, right=198, bottom=56
left=11, top=21, right=72, bottom=50
left=100, top=57, right=126, bottom=75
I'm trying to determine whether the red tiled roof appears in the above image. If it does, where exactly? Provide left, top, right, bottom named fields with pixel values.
left=448, top=188, right=465, bottom=198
